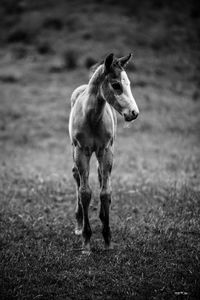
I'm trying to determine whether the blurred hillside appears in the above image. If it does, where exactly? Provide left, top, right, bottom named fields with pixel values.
left=0, top=0, right=200, bottom=65
left=0, top=0, right=199, bottom=186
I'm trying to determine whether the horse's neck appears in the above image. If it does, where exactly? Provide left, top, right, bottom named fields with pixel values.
left=88, top=64, right=104, bottom=94
left=86, top=65, right=106, bottom=123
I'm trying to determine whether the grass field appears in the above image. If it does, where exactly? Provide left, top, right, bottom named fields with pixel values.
left=0, top=0, right=200, bottom=299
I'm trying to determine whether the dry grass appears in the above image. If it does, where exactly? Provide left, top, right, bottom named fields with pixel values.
left=0, top=176, right=200, bottom=299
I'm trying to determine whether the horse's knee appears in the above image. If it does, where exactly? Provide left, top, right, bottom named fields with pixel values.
left=79, top=186, right=91, bottom=207
left=100, top=190, right=112, bottom=204
left=72, top=166, right=80, bottom=185
left=72, top=165, right=77, bottom=174
left=79, top=186, right=91, bottom=197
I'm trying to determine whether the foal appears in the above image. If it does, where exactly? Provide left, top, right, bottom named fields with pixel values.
left=68, top=53, right=139, bottom=251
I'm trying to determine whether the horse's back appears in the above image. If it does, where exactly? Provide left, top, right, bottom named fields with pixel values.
left=70, top=84, right=87, bottom=107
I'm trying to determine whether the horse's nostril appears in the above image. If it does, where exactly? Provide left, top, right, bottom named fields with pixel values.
left=132, top=110, right=139, bottom=119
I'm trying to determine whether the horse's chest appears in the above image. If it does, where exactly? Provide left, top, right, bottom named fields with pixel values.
left=73, top=123, right=113, bottom=150
left=71, top=102, right=115, bottom=150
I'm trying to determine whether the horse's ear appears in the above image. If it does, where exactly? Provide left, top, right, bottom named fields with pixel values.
left=104, top=53, right=114, bottom=73
left=118, top=53, right=133, bottom=68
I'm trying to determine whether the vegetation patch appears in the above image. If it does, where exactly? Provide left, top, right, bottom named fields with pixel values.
left=0, top=177, right=200, bottom=299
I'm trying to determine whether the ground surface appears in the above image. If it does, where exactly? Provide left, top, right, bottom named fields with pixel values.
left=0, top=0, right=200, bottom=299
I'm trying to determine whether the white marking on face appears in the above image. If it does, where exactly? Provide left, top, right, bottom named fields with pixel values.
left=117, top=71, right=139, bottom=115
left=121, top=70, right=130, bottom=86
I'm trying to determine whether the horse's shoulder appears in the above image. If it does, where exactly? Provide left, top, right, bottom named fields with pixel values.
left=70, top=84, right=88, bottom=107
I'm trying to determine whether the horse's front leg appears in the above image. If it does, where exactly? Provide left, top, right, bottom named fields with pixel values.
left=96, top=147, right=113, bottom=249
left=74, top=146, right=92, bottom=252
left=72, top=163, right=82, bottom=235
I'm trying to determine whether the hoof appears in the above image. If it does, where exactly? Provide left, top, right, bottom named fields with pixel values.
left=82, top=242, right=91, bottom=255
left=75, top=228, right=82, bottom=235
left=82, top=249, right=91, bottom=255
left=104, top=244, right=112, bottom=250
left=104, top=242, right=116, bottom=250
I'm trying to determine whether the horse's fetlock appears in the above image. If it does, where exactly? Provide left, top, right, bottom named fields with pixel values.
left=102, top=225, right=111, bottom=245
left=79, top=186, right=91, bottom=204
left=82, top=224, right=92, bottom=240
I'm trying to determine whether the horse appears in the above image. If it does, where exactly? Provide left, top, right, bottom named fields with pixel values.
left=68, top=53, right=139, bottom=252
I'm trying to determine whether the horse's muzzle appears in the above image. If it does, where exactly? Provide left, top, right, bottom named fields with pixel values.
left=124, top=110, right=139, bottom=122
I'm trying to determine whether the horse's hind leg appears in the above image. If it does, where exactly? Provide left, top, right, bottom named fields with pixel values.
left=74, top=146, right=92, bottom=252
left=96, top=147, right=113, bottom=249
left=72, top=165, right=83, bottom=235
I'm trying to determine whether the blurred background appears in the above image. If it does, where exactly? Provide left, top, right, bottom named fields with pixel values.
left=0, top=0, right=199, bottom=186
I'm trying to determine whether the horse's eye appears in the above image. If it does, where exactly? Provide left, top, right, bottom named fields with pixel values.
left=111, top=82, right=122, bottom=92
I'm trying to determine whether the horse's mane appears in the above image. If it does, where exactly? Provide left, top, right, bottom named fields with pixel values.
left=89, top=60, right=104, bottom=79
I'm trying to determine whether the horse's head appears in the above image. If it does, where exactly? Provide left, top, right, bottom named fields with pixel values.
left=101, top=53, right=139, bottom=122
